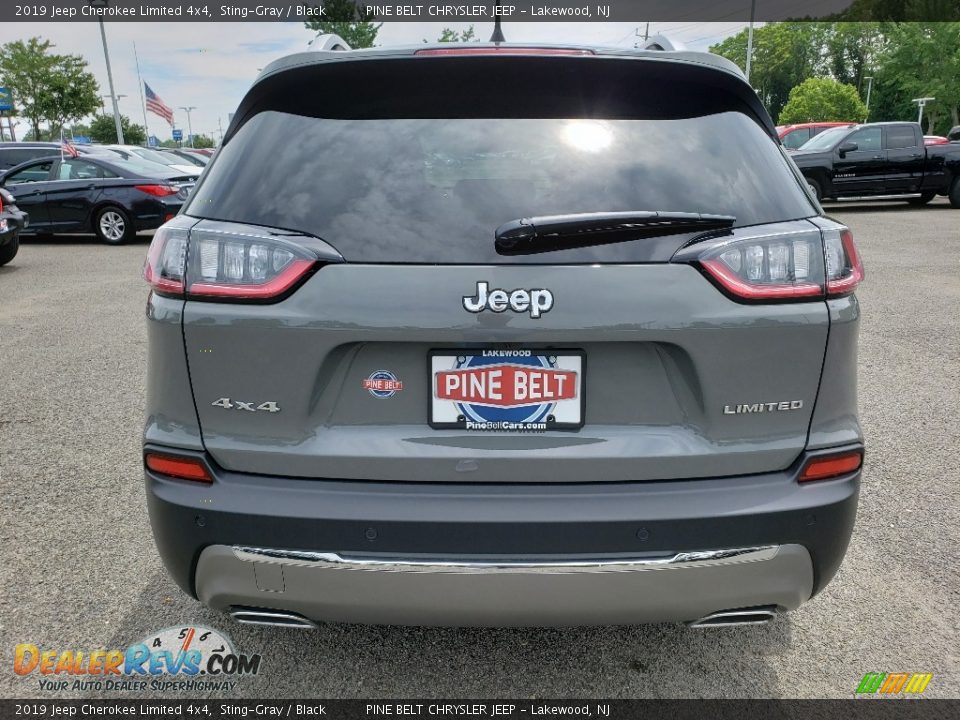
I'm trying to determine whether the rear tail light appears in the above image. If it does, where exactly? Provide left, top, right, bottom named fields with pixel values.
left=696, top=229, right=826, bottom=301
left=823, top=227, right=864, bottom=297
left=145, top=452, right=212, bottom=483
left=686, top=223, right=863, bottom=302
left=143, top=225, right=188, bottom=296
left=143, top=222, right=318, bottom=302
left=799, top=450, right=863, bottom=482
left=185, top=227, right=316, bottom=300
left=135, top=184, right=179, bottom=197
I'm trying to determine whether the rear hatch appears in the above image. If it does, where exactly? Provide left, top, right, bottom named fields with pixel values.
left=169, top=49, right=834, bottom=483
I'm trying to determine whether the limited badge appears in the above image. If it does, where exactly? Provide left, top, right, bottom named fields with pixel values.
left=363, top=370, right=403, bottom=399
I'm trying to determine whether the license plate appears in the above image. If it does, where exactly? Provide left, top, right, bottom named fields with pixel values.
left=429, top=350, right=584, bottom=430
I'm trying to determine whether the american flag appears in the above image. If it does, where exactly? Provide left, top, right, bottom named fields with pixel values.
left=60, top=132, right=79, bottom=158
left=144, top=82, right=174, bottom=126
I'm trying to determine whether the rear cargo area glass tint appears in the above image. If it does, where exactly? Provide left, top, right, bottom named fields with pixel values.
left=188, top=112, right=814, bottom=264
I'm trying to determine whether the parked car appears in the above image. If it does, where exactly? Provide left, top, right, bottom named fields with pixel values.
left=161, top=148, right=209, bottom=166
left=100, top=144, right=201, bottom=175
left=0, top=141, right=114, bottom=171
left=947, top=125, right=960, bottom=142
left=790, top=121, right=960, bottom=206
left=0, top=186, right=27, bottom=266
left=924, top=135, right=949, bottom=146
left=143, top=42, right=865, bottom=629
left=0, top=155, right=193, bottom=244
left=777, top=122, right=855, bottom=150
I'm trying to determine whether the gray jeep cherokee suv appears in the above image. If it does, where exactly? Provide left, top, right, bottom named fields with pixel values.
left=143, top=43, right=864, bottom=628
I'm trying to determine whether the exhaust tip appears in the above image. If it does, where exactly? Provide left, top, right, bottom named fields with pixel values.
left=687, top=605, right=778, bottom=628
left=228, top=607, right=318, bottom=629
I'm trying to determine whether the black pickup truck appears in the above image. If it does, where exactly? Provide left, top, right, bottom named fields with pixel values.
left=788, top=121, right=960, bottom=207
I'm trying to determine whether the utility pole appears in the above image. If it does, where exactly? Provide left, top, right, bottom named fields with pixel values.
left=745, top=0, right=757, bottom=83
left=912, top=97, right=935, bottom=129
left=89, top=0, right=124, bottom=144
left=217, top=117, right=224, bottom=145
left=863, top=76, right=874, bottom=120
left=179, top=106, right=196, bottom=147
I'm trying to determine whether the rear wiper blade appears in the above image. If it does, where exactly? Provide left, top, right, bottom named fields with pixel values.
left=494, top=211, right=735, bottom=256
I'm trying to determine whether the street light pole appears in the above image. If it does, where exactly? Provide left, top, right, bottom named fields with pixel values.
left=179, top=106, right=196, bottom=147
left=89, top=0, right=124, bottom=144
left=745, top=0, right=756, bottom=83
left=912, top=97, right=935, bottom=128
left=863, top=76, right=873, bottom=120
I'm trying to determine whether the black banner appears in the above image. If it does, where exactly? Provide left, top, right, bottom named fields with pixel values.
left=1, top=700, right=957, bottom=720
left=3, top=0, right=960, bottom=23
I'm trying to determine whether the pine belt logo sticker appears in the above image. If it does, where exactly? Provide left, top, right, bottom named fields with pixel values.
left=856, top=672, right=933, bottom=696
left=13, top=626, right=262, bottom=693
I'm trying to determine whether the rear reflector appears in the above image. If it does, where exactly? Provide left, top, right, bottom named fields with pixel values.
left=415, top=47, right=595, bottom=56
left=799, top=451, right=862, bottom=482
left=145, top=453, right=212, bottom=483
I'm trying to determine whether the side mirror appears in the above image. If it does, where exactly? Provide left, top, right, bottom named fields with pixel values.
left=837, top=141, right=858, bottom=157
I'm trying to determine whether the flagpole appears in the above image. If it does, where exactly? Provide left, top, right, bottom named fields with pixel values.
left=60, top=128, right=64, bottom=161
left=134, top=41, right=150, bottom=146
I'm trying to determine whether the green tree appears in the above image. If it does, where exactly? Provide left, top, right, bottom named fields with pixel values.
left=190, top=134, right=215, bottom=148
left=711, top=23, right=829, bottom=121
left=437, top=25, right=478, bottom=42
left=778, top=77, right=869, bottom=124
left=0, top=37, right=100, bottom=140
left=88, top=114, right=146, bottom=145
left=880, top=22, right=960, bottom=133
left=303, top=0, right=381, bottom=49
left=825, top=22, right=886, bottom=88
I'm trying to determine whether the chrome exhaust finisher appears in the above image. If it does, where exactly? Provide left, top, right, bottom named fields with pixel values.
left=687, top=606, right=778, bottom=628
left=228, top=607, right=318, bottom=629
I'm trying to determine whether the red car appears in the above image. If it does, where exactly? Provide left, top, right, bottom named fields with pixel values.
left=777, top=122, right=856, bottom=150
left=924, top=135, right=949, bottom=146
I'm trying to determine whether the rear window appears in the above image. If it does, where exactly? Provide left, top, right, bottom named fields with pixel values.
left=886, top=125, right=919, bottom=149
left=188, top=68, right=815, bottom=264
left=0, top=147, right=56, bottom=169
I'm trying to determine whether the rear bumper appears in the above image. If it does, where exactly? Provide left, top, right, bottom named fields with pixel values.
left=145, top=444, right=860, bottom=626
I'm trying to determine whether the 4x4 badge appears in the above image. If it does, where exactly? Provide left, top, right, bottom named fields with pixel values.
left=463, top=281, right=554, bottom=318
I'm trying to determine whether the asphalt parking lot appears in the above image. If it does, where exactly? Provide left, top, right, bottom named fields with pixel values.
left=1, top=199, right=957, bottom=700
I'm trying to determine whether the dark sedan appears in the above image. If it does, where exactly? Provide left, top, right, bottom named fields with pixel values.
left=0, top=155, right=195, bottom=244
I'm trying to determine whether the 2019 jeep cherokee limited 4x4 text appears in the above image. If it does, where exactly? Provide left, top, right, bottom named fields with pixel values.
left=143, top=43, right=864, bottom=628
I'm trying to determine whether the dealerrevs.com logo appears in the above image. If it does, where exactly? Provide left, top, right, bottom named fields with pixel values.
left=14, top=626, right=262, bottom=693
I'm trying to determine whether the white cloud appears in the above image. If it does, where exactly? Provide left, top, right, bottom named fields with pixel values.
left=0, top=21, right=746, bottom=142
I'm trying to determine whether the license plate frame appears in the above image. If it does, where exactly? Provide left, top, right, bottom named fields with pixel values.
left=428, top=349, right=586, bottom=431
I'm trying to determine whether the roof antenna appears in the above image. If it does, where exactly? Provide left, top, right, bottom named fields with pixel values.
left=490, top=0, right=506, bottom=43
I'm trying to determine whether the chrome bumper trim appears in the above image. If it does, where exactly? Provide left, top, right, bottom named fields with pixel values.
left=232, top=545, right=779, bottom=575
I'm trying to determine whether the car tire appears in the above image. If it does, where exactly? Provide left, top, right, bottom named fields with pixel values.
left=0, top=235, right=19, bottom=266
left=908, top=192, right=936, bottom=206
left=950, top=178, right=960, bottom=209
left=94, top=205, right=135, bottom=245
left=806, top=177, right=823, bottom=202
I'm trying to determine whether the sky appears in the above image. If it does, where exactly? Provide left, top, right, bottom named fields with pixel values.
left=0, top=21, right=748, bottom=142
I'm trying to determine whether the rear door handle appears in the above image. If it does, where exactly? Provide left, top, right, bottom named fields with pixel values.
left=872, top=155, right=883, bottom=160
